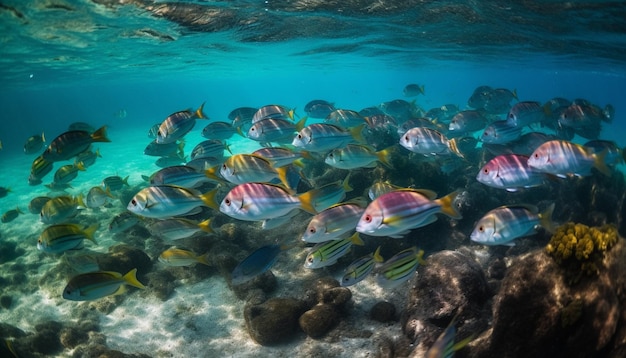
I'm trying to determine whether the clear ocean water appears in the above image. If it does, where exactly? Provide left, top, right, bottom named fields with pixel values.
left=1, top=1, right=626, bottom=357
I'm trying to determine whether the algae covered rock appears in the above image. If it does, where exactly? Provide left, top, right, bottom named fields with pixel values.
left=298, top=304, right=340, bottom=338
left=244, top=297, right=308, bottom=345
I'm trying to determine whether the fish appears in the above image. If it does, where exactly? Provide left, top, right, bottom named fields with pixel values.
left=29, top=155, right=54, bottom=185
left=324, top=144, right=393, bottom=170
left=147, top=218, right=214, bottom=241
left=247, top=117, right=307, bottom=144
left=62, top=268, right=145, bottom=301
left=476, top=154, right=547, bottom=192
left=231, top=243, right=294, bottom=285
left=85, top=186, right=115, bottom=208
left=483, top=88, right=517, bottom=114
left=325, top=109, right=367, bottom=128
left=74, top=148, right=101, bottom=168
left=28, top=196, right=51, bottom=214
left=1, top=207, right=24, bottom=223
left=292, top=123, right=365, bottom=153
left=373, top=247, right=426, bottom=289
left=425, top=313, right=473, bottom=358
left=467, top=85, right=493, bottom=109
left=252, top=104, right=295, bottom=123
left=340, top=246, right=384, bottom=287
left=68, top=122, right=95, bottom=132
left=527, top=140, right=611, bottom=177
left=44, top=182, right=73, bottom=192
left=40, top=195, right=84, bottom=224
left=156, top=103, right=207, bottom=144
left=158, top=247, right=211, bottom=267
left=558, top=103, right=612, bottom=129
left=301, top=201, right=366, bottom=243
left=24, top=132, right=46, bottom=154
left=480, top=120, right=522, bottom=144
left=52, top=163, right=86, bottom=185
left=304, top=99, right=336, bottom=119
left=185, top=156, right=222, bottom=171
left=304, top=232, right=364, bottom=269
left=148, top=165, right=214, bottom=188
left=403, top=83, right=425, bottom=97
left=190, top=139, right=229, bottom=160
left=448, top=110, right=488, bottom=135
left=300, top=174, right=353, bottom=213
left=102, top=175, right=130, bottom=192
left=201, top=121, right=238, bottom=140
left=144, top=139, right=185, bottom=157
left=399, top=127, right=462, bottom=157
left=219, top=182, right=320, bottom=221
left=0, top=186, right=10, bottom=198
left=42, top=126, right=110, bottom=162
left=108, top=211, right=140, bottom=234
left=584, top=140, right=623, bottom=166
left=229, top=106, right=257, bottom=132
left=148, top=123, right=160, bottom=138
left=252, top=147, right=307, bottom=168
left=356, top=189, right=462, bottom=238
left=154, top=154, right=187, bottom=168
left=217, top=154, right=292, bottom=188
left=380, top=99, right=414, bottom=122
left=37, top=223, right=98, bottom=253
left=506, top=101, right=546, bottom=127
left=470, top=204, right=556, bottom=246
left=127, top=185, right=217, bottom=219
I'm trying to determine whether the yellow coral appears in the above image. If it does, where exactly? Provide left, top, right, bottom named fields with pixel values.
left=545, top=222, right=619, bottom=282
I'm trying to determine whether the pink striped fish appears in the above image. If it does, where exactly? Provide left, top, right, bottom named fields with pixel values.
left=527, top=140, right=610, bottom=177
left=477, top=154, right=546, bottom=192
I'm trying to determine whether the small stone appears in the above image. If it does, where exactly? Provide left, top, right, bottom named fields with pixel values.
left=370, top=301, right=396, bottom=322
left=299, top=304, right=340, bottom=338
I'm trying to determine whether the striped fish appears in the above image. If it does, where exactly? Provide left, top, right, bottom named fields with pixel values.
left=53, top=163, right=86, bottom=184
left=190, top=139, right=229, bottom=160
left=37, top=223, right=98, bottom=253
left=43, top=126, right=110, bottom=162
left=218, top=154, right=291, bottom=187
left=292, top=123, right=365, bottom=153
left=147, top=218, right=214, bottom=242
left=252, top=147, right=307, bottom=168
left=40, top=195, right=84, bottom=224
left=304, top=232, right=364, bottom=269
left=325, top=109, right=367, bottom=128
left=201, top=121, right=238, bottom=141
left=247, top=117, right=307, bottom=144
left=29, top=155, right=54, bottom=185
left=148, top=165, right=214, bottom=188
left=528, top=139, right=610, bottom=177
left=127, top=185, right=217, bottom=219
left=108, top=211, right=140, bottom=234
left=506, top=101, right=547, bottom=127
left=476, top=154, right=546, bottom=192
left=481, top=120, right=522, bottom=144
left=156, top=103, right=207, bottom=144
left=158, top=248, right=211, bottom=267
left=399, top=127, right=462, bottom=157
left=63, top=268, right=145, bottom=301
left=470, top=204, right=555, bottom=246
left=251, top=104, right=295, bottom=123
left=325, top=144, right=393, bottom=170
left=356, top=189, right=462, bottom=238
left=302, top=201, right=366, bottom=243
left=374, top=247, right=426, bottom=289
left=340, top=246, right=383, bottom=287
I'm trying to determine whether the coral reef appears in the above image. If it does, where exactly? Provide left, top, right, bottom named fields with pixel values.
left=546, top=222, right=618, bottom=282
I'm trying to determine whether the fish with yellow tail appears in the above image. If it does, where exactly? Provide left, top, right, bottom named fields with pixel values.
left=356, top=189, right=462, bottom=239
left=374, top=246, right=426, bottom=289
left=425, top=312, right=473, bottom=358
left=399, top=127, right=463, bottom=157
left=158, top=247, right=211, bottom=267
left=42, top=126, right=110, bottom=162
left=37, top=223, right=98, bottom=254
left=340, top=246, right=384, bottom=287
left=304, top=232, right=364, bottom=269
left=527, top=139, right=611, bottom=177
left=127, top=185, right=218, bottom=219
left=292, top=123, right=366, bottom=153
left=325, top=144, right=394, bottom=170
left=156, top=103, right=207, bottom=144
left=470, top=204, right=556, bottom=246
left=62, top=268, right=145, bottom=301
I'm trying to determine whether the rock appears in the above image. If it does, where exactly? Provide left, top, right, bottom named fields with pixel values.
left=299, top=304, right=340, bottom=338
left=314, top=277, right=340, bottom=302
left=402, top=250, right=489, bottom=352
left=98, top=245, right=152, bottom=278
left=370, top=301, right=396, bottom=323
left=60, top=326, right=89, bottom=349
left=470, top=238, right=626, bottom=357
left=244, top=298, right=307, bottom=345
left=320, top=287, right=352, bottom=307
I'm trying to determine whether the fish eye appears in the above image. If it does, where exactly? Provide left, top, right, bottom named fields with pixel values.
left=297, top=134, right=303, bottom=139
left=404, top=135, right=409, bottom=142
left=131, top=199, right=137, bottom=206
left=534, top=153, right=539, bottom=158
left=478, top=225, right=484, bottom=232
left=309, top=227, right=316, bottom=234
left=224, top=198, right=231, bottom=206
left=483, top=168, right=489, bottom=174
left=250, top=127, right=256, bottom=132
left=364, top=214, right=372, bottom=223
left=307, top=256, right=314, bottom=263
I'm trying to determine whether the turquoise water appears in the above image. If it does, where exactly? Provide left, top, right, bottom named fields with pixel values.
left=1, top=1, right=626, bottom=357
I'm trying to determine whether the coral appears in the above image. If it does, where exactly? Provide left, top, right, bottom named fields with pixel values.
left=546, top=222, right=619, bottom=281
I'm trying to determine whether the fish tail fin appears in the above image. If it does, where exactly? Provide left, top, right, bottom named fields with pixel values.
left=350, top=124, right=367, bottom=144
left=349, top=232, right=364, bottom=246
left=593, top=148, right=611, bottom=176
left=295, top=116, right=307, bottom=131
left=122, top=175, right=130, bottom=186
left=512, top=89, right=518, bottom=100
left=195, top=102, right=207, bottom=119
left=204, top=166, right=222, bottom=182
left=417, top=249, right=427, bottom=265
left=91, top=126, right=111, bottom=143
left=84, top=223, right=99, bottom=244
left=447, top=138, right=465, bottom=158
left=436, top=190, right=463, bottom=219
left=539, top=203, right=557, bottom=234
left=376, top=146, right=394, bottom=168
left=200, top=188, right=221, bottom=210
left=275, top=166, right=293, bottom=190
left=342, top=173, right=353, bottom=192
left=419, top=84, right=425, bottom=95
left=224, top=142, right=233, bottom=155
left=288, top=108, right=296, bottom=121
left=105, top=187, right=115, bottom=198
left=42, top=131, right=46, bottom=143
left=198, top=218, right=215, bottom=234
left=298, top=193, right=318, bottom=215
left=292, top=158, right=306, bottom=168
left=197, top=253, right=212, bottom=266
left=95, top=148, right=102, bottom=157
left=373, top=246, right=384, bottom=263
left=122, top=268, right=146, bottom=289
